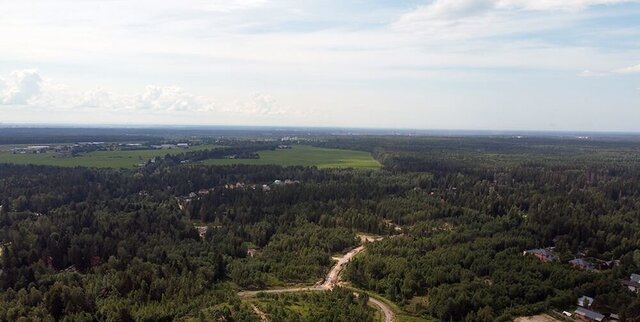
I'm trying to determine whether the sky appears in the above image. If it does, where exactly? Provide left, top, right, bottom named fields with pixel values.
left=0, top=0, right=639, bottom=131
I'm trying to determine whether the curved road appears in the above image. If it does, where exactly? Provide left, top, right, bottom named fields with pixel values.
left=238, top=241, right=394, bottom=322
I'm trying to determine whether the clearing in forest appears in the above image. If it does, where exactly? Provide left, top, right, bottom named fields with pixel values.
left=202, top=145, right=381, bottom=169
left=0, top=144, right=218, bottom=168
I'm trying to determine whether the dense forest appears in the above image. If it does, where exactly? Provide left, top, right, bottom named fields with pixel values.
left=1, top=135, right=640, bottom=321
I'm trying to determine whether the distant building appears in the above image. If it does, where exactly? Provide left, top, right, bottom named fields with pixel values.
left=194, top=225, right=208, bottom=239
left=570, top=258, right=595, bottom=271
left=578, top=295, right=594, bottom=308
left=598, top=260, right=619, bottom=270
left=11, top=145, right=50, bottom=154
left=631, top=273, right=640, bottom=283
left=621, top=280, right=640, bottom=293
left=574, top=307, right=605, bottom=322
left=523, top=248, right=558, bottom=262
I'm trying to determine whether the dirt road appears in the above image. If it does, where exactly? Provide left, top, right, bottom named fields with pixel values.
left=238, top=241, right=395, bottom=322
left=368, top=297, right=394, bottom=322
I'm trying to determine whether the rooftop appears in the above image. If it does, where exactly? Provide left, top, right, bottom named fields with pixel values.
left=575, top=307, right=605, bottom=321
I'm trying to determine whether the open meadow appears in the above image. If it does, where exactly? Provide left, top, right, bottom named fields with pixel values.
left=0, top=144, right=218, bottom=168
left=201, top=145, right=381, bottom=169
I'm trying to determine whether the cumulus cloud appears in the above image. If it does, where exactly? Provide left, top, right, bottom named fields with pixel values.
left=132, top=86, right=216, bottom=112
left=0, top=69, right=43, bottom=105
left=0, top=70, right=302, bottom=119
left=226, top=93, right=287, bottom=116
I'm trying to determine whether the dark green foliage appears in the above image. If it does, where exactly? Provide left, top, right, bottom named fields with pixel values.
left=2, top=135, right=640, bottom=321
left=254, top=288, right=375, bottom=322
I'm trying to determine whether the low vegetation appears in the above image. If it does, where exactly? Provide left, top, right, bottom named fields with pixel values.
left=201, top=145, right=381, bottom=169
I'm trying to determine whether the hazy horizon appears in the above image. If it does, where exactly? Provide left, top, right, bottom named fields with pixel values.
left=1, top=0, right=639, bottom=131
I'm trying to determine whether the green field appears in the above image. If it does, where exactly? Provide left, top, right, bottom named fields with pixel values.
left=0, top=145, right=218, bottom=169
left=201, top=145, right=381, bottom=169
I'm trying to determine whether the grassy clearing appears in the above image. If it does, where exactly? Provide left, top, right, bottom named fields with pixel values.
left=202, top=145, right=380, bottom=169
left=0, top=144, right=218, bottom=169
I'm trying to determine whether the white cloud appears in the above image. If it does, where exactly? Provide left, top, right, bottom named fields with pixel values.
left=0, top=69, right=43, bottom=105
left=401, top=0, right=634, bottom=21
left=497, top=0, right=635, bottom=11
left=227, top=93, right=287, bottom=116
left=393, top=0, right=636, bottom=37
left=204, top=0, right=268, bottom=12
left=613, top=63, right=640, bottom=74
left=579, top=63, right=640, bottom=76
left=577, top=69, right=610, bottom=77
left=132, top=85, right=216, bottom=112
left=0, top=70, right=302, bottom=119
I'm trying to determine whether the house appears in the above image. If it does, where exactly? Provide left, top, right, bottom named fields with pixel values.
left=523, top=248, right=558, bottom=262
left=574, top=307, right=605, bottom=322
left=578, top=295, right=594, bottom=308
left=598, top=260, right=619, bottom=270
left=570, top=258, right=595, bottom=271
left=621, top=279, right=640, bottom=293
left=194, top=225, right=208, bottom=239
left=631, top=273, right=640, bottom=283
left=177, top=143, right=190, bottom=148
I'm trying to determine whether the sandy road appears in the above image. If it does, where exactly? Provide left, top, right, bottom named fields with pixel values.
left=237, top=240, right=395, bottom=322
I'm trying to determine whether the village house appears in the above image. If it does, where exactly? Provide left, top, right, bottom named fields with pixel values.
left=578, top=295, right=594, bottom=308
left=621, top=273, right=640, bottom=293
left=198, top=189, right=211, bottom=195
left=574, top=307, right=605, bottom=322
left=523, top=248, right=558, bottom=262
left=225, top=182, right=246, bottom=190
left=194, top=225, right=208, bottom=240
left=247, top=248, right=258, bottom=257
left=570, top=258, right=595, bottom=271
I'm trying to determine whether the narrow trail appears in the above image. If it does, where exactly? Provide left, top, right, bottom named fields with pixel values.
left=250, top=304, right=268, bottom=322
left=238, top=237, right=395, bottom=322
